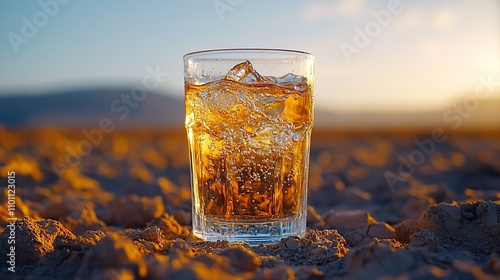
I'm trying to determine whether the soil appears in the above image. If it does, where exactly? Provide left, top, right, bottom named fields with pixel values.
left=0, top=128, right=499, bottom=279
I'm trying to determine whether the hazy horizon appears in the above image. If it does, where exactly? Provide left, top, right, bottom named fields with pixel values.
left=1, top=84, right=499, bottom=116
left=0, top=87, right=498, bottom=131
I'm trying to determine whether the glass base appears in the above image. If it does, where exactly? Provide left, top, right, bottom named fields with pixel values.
left=193, top=215, right=306, bottom=246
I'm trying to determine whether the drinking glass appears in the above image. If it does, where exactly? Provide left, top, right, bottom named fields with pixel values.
left=184, top=48, right=314, bottom=245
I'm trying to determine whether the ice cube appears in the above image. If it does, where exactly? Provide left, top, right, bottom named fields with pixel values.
left=202, top=85, right=238, bottom=113
left=251, top=94, right=287, bottom=119
left=225, top=61, right=267, bottom=84
left=261, top=101, right=285, bottom=119
left=199, top=83, right=254, bottom=131
left=224, top=61, right=309, bottom=91
left=271, top=73, right=308, bottom=92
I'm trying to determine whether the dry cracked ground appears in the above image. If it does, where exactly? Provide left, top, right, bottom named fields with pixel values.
left=0, top=128, right=499, bottom=279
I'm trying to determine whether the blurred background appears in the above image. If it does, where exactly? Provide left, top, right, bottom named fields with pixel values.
left=1, top=3, right=500, bottom=279
left=0, top=0, right=499, bottom=130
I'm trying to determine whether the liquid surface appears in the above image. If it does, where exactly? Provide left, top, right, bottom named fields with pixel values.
left=185, top=61, right=313, bottom=222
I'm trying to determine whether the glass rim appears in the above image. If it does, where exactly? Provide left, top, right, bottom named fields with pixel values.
left=183, top=48, right=314, bottom=59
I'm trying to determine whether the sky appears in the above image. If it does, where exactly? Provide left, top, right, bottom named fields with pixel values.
left=0, top=0, right=498, bottom=113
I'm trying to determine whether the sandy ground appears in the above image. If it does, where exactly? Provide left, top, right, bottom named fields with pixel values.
left=0, top=128, right=499, bottom=279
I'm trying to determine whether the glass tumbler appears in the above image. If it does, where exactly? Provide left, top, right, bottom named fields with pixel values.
left=184, top=48, right=314, bottom=245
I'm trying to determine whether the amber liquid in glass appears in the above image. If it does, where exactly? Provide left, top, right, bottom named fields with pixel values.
left=185, top=61, right=313, bottom=244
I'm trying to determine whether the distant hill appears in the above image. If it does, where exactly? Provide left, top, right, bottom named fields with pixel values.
left=0, top=88, right=185, bottom=129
